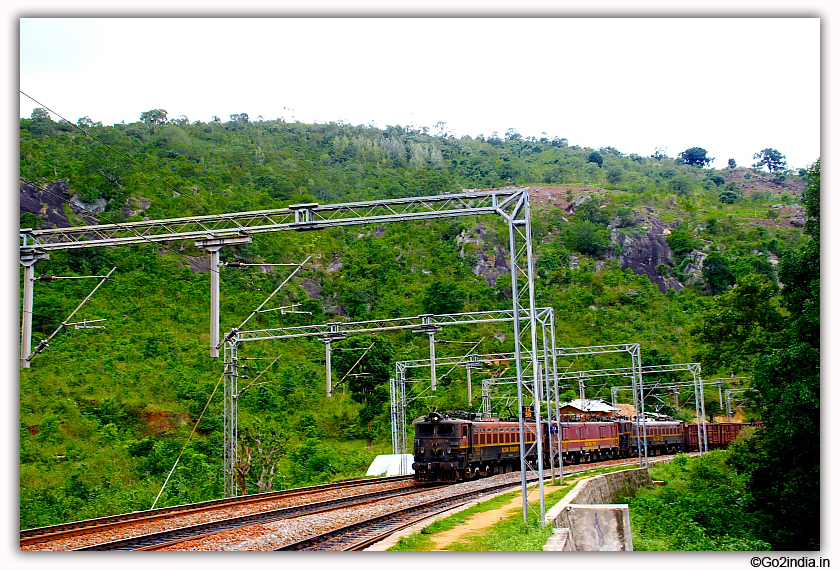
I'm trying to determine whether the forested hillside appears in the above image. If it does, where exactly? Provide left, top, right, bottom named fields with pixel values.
left=19, top=110, right=818, bottom=548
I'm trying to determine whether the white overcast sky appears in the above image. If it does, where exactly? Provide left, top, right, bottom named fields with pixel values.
left=19, top=17, right=820, bottom=170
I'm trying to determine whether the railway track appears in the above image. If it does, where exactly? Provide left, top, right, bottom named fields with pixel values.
left=24, top=454, right=687, bottom=551
left=21, top=475, right=415, bottom=551
left=275, top=478, right=521, bottom=551
left=75, top=484, right=430, bottom=551
left=278, top=455, right=685, bottom=551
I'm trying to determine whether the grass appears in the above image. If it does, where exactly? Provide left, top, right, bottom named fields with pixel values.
left=388, top=464, right=639, bottom=551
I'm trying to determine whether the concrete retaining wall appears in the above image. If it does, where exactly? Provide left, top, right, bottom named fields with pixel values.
left=544, top=468, right=653, bottom=551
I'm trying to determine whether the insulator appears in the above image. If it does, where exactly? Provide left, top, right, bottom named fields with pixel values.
left=38, top=275, right=56, bottom=282
left=226, top=261, right=245, bottom=268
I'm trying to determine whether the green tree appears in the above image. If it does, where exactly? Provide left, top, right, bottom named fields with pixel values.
left=678, top=147, right=712, bottom=168
left=665, top=228, right=701, bottom=260
left=692, top=273, right=785, bottom=373
left=708, top=174, right=726, bottom=187
left=563, top=220, right=609, bottom=257
left=727, top=158, right=737, bottom=168
left=332, top=335, right=396, bottom=451
left=140, top=109, right=168, bottom=125
left=422, top=281, right=466, bottom=315
left=719, top=190, right=738, bottom=204
left=668, top=175, right=695, bottom=197
left=697, top=160, right=819, bottom=549
left=701, top=253, right=735, bottom=295
left=738, top=159, right=819, bottom=550
left=606, top=167, right=625, bottom=186
left=587, top=151, right=603, bottom=167
left=752, top=148, right=787, bottom=172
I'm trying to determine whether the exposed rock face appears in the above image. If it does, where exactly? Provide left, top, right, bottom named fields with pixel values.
left=327, top=257, right=343, bottom=272
left=70, top=195, right=107, bottom=215
left=457, top=223, right=510, bottom=287
left=610, top=218, right=681, bottom=294
left=122, top=197, right=152, bottom=219
left=20, top=179, right=154, bottom=227
left=300, top=278, right=322, bottom=299
left=322, top=295, right=348, bottom=317
left=20, top=180, right=97, bottom=228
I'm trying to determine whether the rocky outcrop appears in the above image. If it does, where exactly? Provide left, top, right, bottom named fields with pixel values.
left=456, top=223, right=510, bottom=287
left=20, top=179, right=153, bottom=227
left=610, top=218, right=681, bottom=293
left=300, top=278, right=322, bottom=299
left=121, top=197, right=152, bottom=219
left=20, top=180, right=97, bottom=228
left=327, top=256, right=343, bottom=272
left=70, top=195, right=107, bottom=215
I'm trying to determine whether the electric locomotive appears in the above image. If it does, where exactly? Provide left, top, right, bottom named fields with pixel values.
left=411, top=410, right=755, bottom=483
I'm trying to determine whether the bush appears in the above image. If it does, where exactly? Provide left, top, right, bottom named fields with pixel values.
left=626, top=451, right=770, bottom=551
left=719, top=190, right=738, bottom=204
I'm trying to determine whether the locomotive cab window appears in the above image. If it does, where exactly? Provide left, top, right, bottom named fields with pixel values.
left=418, top=425, right=434, bottom=437
left=437, top=424, right=454, bottom=436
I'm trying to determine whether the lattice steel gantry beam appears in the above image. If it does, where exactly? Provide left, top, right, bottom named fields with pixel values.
left=19, top=190, right=526, bottom=252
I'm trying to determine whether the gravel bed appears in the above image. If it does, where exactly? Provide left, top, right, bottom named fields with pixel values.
left=21, top=478, right=413, bottom=551
left=158, top=473, right=527, bottom=551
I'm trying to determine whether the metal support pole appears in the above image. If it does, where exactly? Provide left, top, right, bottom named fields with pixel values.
left=482, top=378, right=492, bottom=414
left=196, top=236, right=252, bottom=358
left=578, top=376, right=586, bottom=401
left=699, top=375, right=708, bottom=453
left=550, top=310, right=563, bottom=485
left=320, top=327, right=347, bottom=398
left=390, top=376, right=399, bottom=455
left=508, top=219, right=530, bottom=524
left=20, top=252, right=49, bottom=368
left=223, top=339, right=240, bottom=497
left=21, top=261, right=35, bottom=369
left=428, top=331, right=437, bottom=391
left=466, top=364, right=473, bottom=403
left=209, top=246, right=222, bottom=358
left=692, top=370, right=706, bottom=454
left=540, top=316, right=555, bottom=483
left=522, top=200, right=546, bottom=524
left=325, top=340, right=333, bottom=397
left=726, top=390, right=733, bottom=423
left=630, top=345, right=648, bottom=467
left=466, top=356, right=482, bottom=405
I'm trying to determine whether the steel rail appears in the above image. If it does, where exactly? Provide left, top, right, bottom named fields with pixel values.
left=275, top=479, right=526, bottom=551
left=73, top=485, right=428, bottom=551
left=20, top=475, right=413, bottom=546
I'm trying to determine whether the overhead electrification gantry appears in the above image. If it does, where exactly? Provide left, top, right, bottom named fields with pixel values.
left=20, top=188, right=548, bottom=524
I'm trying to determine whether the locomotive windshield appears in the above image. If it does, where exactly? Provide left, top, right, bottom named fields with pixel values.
left=437, top=424, right=454, bottom=436
left=417, top=424, right=434, bottom=436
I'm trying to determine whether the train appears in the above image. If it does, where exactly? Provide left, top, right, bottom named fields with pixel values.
left=411, top=410, right=755, bottom=483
